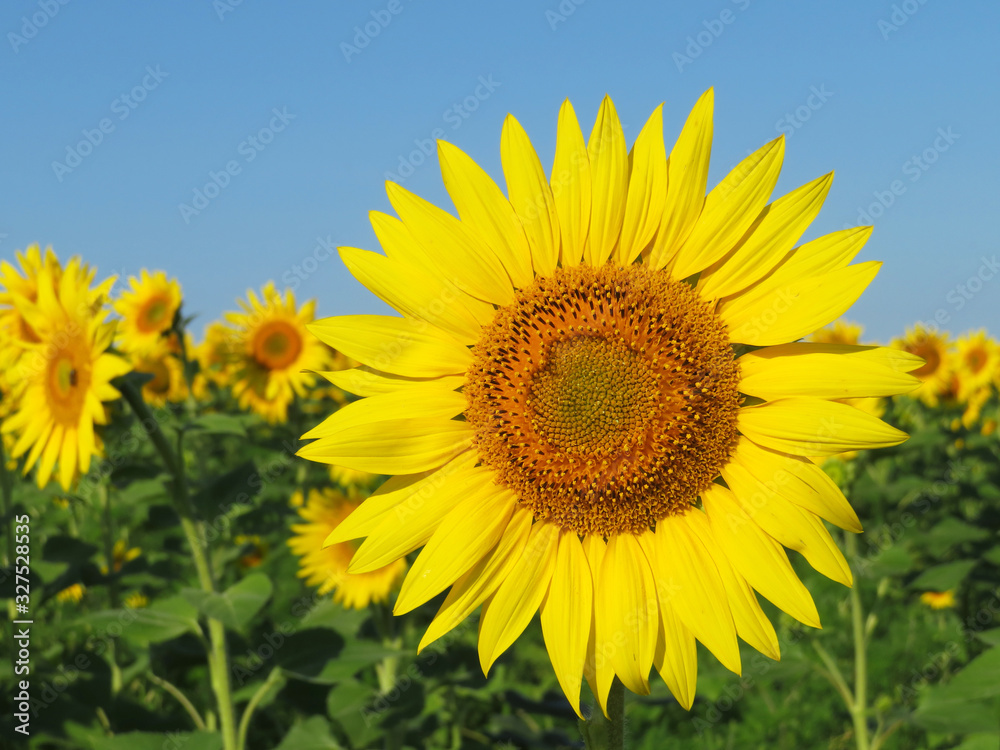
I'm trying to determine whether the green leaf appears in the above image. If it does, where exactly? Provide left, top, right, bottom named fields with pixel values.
left=42, top=535, right=98, bottom=564
left=937, top=647, right=1000, bottom=701
left=326, top=678, right=382, bottom=746
left=275, top=716, right=344, bottom=750
left=982, top=545, right=1000, bottom=566
left=975, top=629, right=1000, bottom=647
left=924, top=518, right=990, bottom=557
left=274, top=628, right=345, bottom=683
left=93, top=731, right=223, bottom=750
left=187, top=412, right=248, bottom=437
left=910, top=560, right=977, bottom=591
left=190, top=461, right=260, bottom=518
left=84, top=596, right=200, bottom=644
left=182, top=573, right=272, bottom=630
left=914, top=649, right=1000, bottom=733
left=953, top=733, right=1000, bottom=749
left=312, top=638, right=406, bottom=683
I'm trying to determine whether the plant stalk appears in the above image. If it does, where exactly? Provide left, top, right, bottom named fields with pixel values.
left=580, top=678, right=626, bottom=750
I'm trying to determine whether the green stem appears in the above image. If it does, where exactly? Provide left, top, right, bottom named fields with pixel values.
left=848, top=533, right=871, bottom=750
left=148, top=671, right=207, bottom=730
left=580, top=679, right=626, bottom=750
left=117, top=378, right=238, bottom=750
left=236, top=668, right=284, bottom=750
left=99, top=483, right=123, bottom=696
left=1, top=433, right=19, bottom=627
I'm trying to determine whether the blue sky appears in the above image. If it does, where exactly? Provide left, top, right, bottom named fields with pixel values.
left=2, top=0, right=998, bottom=343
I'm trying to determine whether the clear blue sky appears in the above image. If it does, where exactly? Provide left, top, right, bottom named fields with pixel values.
left=3, top=0, right=998, bottom=343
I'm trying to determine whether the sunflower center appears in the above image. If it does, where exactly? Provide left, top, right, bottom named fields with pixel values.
left=910, top=343, right=941, bottom=378
left=142, top=357, right=173, bottom=395
left=466, top=264, right=742, bottom=537
left=966, top=348, right=985, bottom=373
left=138, top=296, right=172, bottom=333
left=45, top=339, right=91, bottom=425
left=252, top=320, right=302, bottom=370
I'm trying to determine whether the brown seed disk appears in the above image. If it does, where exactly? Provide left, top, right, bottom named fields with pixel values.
left=465, top=263, right=742, bottom=537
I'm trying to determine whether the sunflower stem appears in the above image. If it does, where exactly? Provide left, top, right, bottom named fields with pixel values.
left=580, top=679, right=626, bottom=750
left=847, top=533, right=871, bottom=750
left=0, top=433, right=21, bottom=631
left=116, top=377, right=238, bottom=750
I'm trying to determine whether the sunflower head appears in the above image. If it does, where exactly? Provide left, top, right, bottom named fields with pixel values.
left=894, top=324, right=952, bottom=407
left=128, top=338, right=188, bottom=408
left=919, top=590, right=956, bottom=610
left=225, top=283, right=328, bottom=423
left=113, top=270, right=182, bottom=354
left=300, top=92, right=917, bottom=715
left=954, top=330, right=998, bottom=400
left=811, top=320, right=864, bottom=346
left=288, top=487, right=406, bottom=609
left=1, top=256, right=130, bottom=489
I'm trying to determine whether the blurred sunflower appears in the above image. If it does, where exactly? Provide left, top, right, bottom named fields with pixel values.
left=129, top=339, right=188, bottom=408
left=124, top=592, right=149, bottom=609
left=196, top=321, right=234, bottom=386
left=811, top=319, right=864, bottom=346
left=225, top=284, right=328, bottom=423
left=113, top=270, right=182, bottom=354
left=56, top=583, right=86, bottom=603
left=102, top=539, right=141, bottom=574
left=920, top=590, right=956, bottom=610
left=235, top=534, right=269, bottom=568
left=954, top=330, right=998, bottom=400
left=1, top=256, right=130, bottom=489
left=300, top=92, right=918, bottom=714
left=894, top=325, right=953, bottom=406
left=288, top=487, right=406, bottom=609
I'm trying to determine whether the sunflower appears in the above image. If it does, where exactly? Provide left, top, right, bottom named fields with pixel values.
left=894, top=325, right=952, bottom=406
left=919, top=590, right=956, bottom=610
left=954, top=330, right=998, bottom=401
left=113, top=270, right=182, bottom=354
left=56, top=583, right=86, bottom=603
left=811, top=319, right=864, bottom=346
left=300, top=92, right=919, bottom=714
left=225, top=284, right=328, bottom=423
left=1, top=257, right=131, bottom=490
left=128, top=339, right=188, bottom=408
left=288, top=487, right=406, bottom=609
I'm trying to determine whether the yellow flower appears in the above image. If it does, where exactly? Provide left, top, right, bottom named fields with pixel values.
left=328, top=464, right=379, bottom=489
left=1, top=257, right=130, bottom=489
left=113, top=270, right=182, bottom=354
left=124, top=592, right=149, bottom=609
left=920, top=590, right=956, bottom=610
left=102, top=539, right=141, bottom=574
left=894, top=325, right=952, bottom=406
left=235, top=534, right=269, bottom=568
left=196, top=321, right=234, bottom=387
left=299, top=92, right=918, bottom=714
left=128, top=339, right=188, bottom=408
left=224, top=284, right=328, bottom=423
left=811, top=320, right=865, bottom=346
left=954, top=330, right=998, bottom=401
left=56, top=583, right=86, bottom=603
left=288, top=488, right=406, bottom=609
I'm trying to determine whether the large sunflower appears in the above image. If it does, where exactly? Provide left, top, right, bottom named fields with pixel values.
left=113, top=270, right=182, bottom=354
left=953, top=329, right=998, bottom=401
left=225, top=283, right=328, bottom=423
left=1, top=257, right=130, bottom=489
left=894, top=324, right=952, bottom=406
left=300, top=92, right=919, bottom=714
left=288, top=487, right=407, bottom=609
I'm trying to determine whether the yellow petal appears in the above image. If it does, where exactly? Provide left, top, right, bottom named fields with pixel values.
left=37, top=424, right=63, bottom=488
left=551, top=100, right=592, bottom=267
left=319, top=368, right=465, bottom=398
left=419, top=508, right=532, bottom=652
left=653, top=603, right=698, bottom=710
left=722, top=460, right=852, bottom=586
left=699, top=173, right=833, bottom=299
left=437, top=140, right=534, bottom=289
left=584, top=96, right=628, bottom=266
left=582, top=535, right=613, bottom=717
left=648, top=88, right=714, bottom=271
left=297, top=417, right=472, bottom=474
left=478, top=522, right=559, bottom=674
left=599, top=532, right=658, bottom=695
left=394, top=484, right=517, bottom=614
left=739, top=344, right=921, bottom=400
left=58, top=427, right=77, bottom=490
left=720, top=261, right=882, bottom=346
left=339, top=246, right=485, bottom=344
left=348, top=466, right=494, bottom=573
left=617, top=105, right=667, bottom=265
left=308, top=315, right=471, bottom=378
left=386, top=182, right=514, bottom=306
left=702, top=484, right=821, bottom=628
left=301, top=387, right=466, bottom=440
left=671, top=137, right=784, bottom=280
left=739, top=397, right=908, bottom=456
left=729, top=437, right=862, bottom=533
left=540, top=531, right=593, bottom=718
left=324, top=453, right=478, bottom=546
left=501, top=114, right=561, bottom=277
left=654, top=513, right=741, bottom=674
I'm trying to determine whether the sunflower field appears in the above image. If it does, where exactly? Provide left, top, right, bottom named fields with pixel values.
left=3, top=98, right=1000, bottom=750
